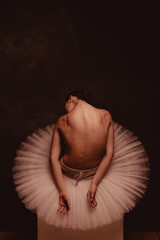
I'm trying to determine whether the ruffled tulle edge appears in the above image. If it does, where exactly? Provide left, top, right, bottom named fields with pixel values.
left=12, top=121, right=150, bottom=230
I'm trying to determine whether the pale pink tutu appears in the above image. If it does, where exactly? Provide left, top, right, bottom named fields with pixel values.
left=12, top=121, right=150, bottom=230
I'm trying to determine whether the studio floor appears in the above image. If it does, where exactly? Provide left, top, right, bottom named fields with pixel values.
left=0, top=232, right=159, bottom=240
left=124, top=232, right=160, bottom=240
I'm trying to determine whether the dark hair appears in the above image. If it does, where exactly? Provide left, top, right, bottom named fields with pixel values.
left=65, top=90, right=91, bottom=104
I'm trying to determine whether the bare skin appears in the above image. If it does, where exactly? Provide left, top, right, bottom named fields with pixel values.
left=50, top=96, right=114, bottom=214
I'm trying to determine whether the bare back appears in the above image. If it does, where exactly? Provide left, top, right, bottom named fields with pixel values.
left=58, top=103, right=112, bottom=169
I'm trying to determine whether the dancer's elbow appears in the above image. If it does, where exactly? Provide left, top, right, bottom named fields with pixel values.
left=107, top=148, right=114, bottom=158
left=50, top=156, right=59, bottom=167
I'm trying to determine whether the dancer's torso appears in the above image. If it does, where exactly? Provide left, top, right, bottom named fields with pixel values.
left=58, top=104, right=111, bottom=169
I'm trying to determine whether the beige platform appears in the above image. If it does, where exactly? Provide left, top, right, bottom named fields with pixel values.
left=37, top=216, right=123, bottom=240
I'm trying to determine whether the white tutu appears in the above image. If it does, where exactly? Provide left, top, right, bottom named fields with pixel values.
left=12, top=121, right=150, bottom=230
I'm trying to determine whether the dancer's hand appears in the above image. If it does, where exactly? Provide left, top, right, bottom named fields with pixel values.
left=57, top=191, right=71, bottom=214
left=87, top=183, right=97, bottom=208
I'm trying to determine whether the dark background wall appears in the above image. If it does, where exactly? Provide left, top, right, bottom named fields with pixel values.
left=0, top=0, right=159, bottom=232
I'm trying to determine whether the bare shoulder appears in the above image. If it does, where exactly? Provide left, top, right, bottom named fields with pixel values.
left=55, top=115, right=67, bottom=129
left=99, top=109, right=113, bottom=125
left=99, top=109, right=112, bottom=119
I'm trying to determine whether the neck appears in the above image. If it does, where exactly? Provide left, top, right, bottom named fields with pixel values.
left=75, top=99, right=87, bottom=107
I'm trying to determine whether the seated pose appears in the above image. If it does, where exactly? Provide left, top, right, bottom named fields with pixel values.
left=12, top=90, right=150, bottom=230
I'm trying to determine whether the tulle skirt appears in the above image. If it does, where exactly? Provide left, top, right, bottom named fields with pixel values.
left=12, top=121, right=150, bottom=230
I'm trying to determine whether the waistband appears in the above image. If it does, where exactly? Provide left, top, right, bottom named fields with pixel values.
left=60, top=158, right=99, bottom=186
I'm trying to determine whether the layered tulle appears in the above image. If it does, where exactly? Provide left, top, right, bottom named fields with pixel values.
left=12, top=121, right=150, bottom=230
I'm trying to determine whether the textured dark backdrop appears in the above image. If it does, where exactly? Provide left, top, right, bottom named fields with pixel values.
left=0, top=0, right=159, bottom=232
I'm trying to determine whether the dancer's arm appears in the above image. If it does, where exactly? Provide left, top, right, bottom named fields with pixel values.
left=50, top=121, right=67, bottom=193
left=91, top=115, right=114, bottom=186
left=87, top=114, right=114, bottom=207
left=50, top=120, right=70, bottom=213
